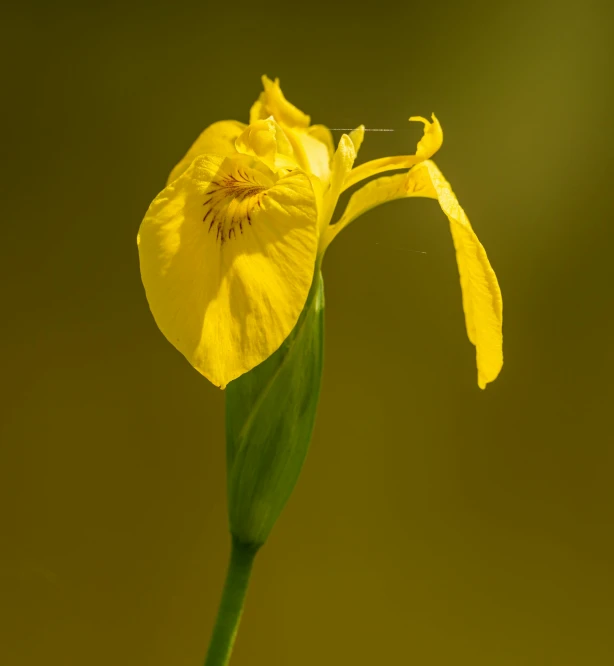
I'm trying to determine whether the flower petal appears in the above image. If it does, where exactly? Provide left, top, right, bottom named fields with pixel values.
left=322, top=172, right=408, bottom=245
left=342, top=115, right=443, bottom=191
left=167, top=120, right=246, bottom=185
left=416, top=162, right=503, bottom=388
left=348, top=125, right=365, bottom=155
left=307, top=124, right=335, bottom=159
left=322, top=161, right=502, bottom=388
left=138, top=153, right=319, bottom=388
left=286, top=129, right=332, bottom=183
left=248, top=76, right=332, bottom=182
left=318, top=134, right=357, bottom=237
left=249, top=75, right=311, bottom=128
left=235, top=117, right=297, bottom=172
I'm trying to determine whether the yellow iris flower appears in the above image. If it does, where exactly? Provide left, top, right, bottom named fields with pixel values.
left=138, top=76, right=503, bottom=389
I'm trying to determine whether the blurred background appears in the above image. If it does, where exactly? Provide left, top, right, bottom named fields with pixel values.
left=2, top=0, right=613, bottom=664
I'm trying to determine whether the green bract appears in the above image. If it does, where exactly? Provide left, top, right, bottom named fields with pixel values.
left=225, top=269, right=325, bottom=547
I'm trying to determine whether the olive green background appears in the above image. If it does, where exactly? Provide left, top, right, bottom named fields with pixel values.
left=2, top=0, right=613, bottom=664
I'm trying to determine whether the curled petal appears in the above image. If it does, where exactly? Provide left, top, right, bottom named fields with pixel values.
left=138, top=154, right=319, bottom=388
left=343, top=114, right=443, bottom=191
left=410, top=115, right=444, bottom=159
left=322, top=161, right=503, bottom=388
left=167, top=120, right=246, bottom=185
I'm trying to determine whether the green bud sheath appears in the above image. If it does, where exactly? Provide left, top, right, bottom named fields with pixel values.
left=225, top=268, right=325, bottom=547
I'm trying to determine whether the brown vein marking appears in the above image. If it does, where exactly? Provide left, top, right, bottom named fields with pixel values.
left=202, top=208, right=214, bottom=231
left=203, top=174, right=267, bottom=245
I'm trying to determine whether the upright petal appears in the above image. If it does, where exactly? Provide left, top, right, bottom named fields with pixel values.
left=318, top=134, right=357, bottom=237
left=235, top=117, right=297, bottom=172
left=138, top=153, right=319, bottom=388
left=167, top=120, right=246, bottom=184
left=321, top=161, right=503, bottom=388
left=307, top=125, right=335, bottom=159
left=348, top=125, right=365, bottom=154
left=249, top=76, right=332, bottom=183
left=286, top=129, right=332, bottom=183
left=302, top=124, right=335, bottom=182
left=249, top=75, right=311, bottom=128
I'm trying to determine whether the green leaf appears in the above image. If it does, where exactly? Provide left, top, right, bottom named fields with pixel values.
left=225, top=270, right=325, bottom=547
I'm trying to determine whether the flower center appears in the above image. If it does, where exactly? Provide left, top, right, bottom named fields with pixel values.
left=202, top=166, right=270, bottom=245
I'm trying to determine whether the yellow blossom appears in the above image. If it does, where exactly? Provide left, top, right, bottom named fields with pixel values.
left=138, top=76, right=503, bottom=389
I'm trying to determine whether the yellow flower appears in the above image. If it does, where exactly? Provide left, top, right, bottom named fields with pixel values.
left=138, top=76, right=503, bottom=389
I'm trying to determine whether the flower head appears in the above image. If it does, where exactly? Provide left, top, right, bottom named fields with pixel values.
left=138, top=76, right=503, bottom=389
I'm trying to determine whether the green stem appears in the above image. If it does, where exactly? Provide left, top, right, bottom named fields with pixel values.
left=204, top=537, right=259, bottom=666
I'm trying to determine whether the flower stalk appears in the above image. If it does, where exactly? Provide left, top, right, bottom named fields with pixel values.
left=203, top=537, right=259, bottom=666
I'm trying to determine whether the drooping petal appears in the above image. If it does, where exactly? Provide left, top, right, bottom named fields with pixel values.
left=167, top=120, right=246, bottom=185
left=417, top=162, right=503, bottom=388
left=322, top=161, right=503, bottom=388
left=138, top=153, right=319, bottom=388
left=249, top=75, right=311, bottom=128
left=342, top=115, right=443, bottom=191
